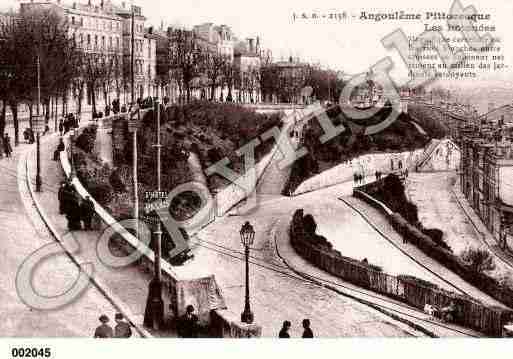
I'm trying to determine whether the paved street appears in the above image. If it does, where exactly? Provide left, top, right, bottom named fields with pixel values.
left=0, top=124, right=124, bottom=337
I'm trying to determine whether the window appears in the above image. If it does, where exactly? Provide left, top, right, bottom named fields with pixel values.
left=71, top=16, right=75, bottom=25
left=80, top=33, right=83, bottom=46
left=95, top=35, right=98, bottom=48
left=87, top=34, right=91, bottom=45
left=116, top=37, right=119, bottom=49
left=109, top=37, right=112, bottom=49
left=102, top=36, right=105, bottom=49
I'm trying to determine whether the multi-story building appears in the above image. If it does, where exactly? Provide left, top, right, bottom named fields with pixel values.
left=460, top=128, right=513, bottom=251
left=19, top=0, right=156, bottom=107
left=233, top=37, right=261, bottom=103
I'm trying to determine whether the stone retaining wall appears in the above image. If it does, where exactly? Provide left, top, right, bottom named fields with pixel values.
left=60, top=121, right=261, bottom=337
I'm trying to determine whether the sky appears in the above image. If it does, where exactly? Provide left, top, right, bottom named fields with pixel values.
left=2, top=0, right=513, bottom=111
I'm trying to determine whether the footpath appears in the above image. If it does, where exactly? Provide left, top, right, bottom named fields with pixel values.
left=0, top=124, right=124, bottom=337
left=23, top=128, right=155, bottom=338
left=452, top=178, right=513, bottom=273
left=340, top=196, right=508, bottom=309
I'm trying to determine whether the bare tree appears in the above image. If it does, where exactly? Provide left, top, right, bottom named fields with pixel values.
left=83, top=52, right=110, bottom=117
left=204, top=51, right=227, bottom=101
left=0, top=8, right=78, bottom=144
left=221, top=60, right=236, bottom=102
left=169, top=28, right=204, bottom=103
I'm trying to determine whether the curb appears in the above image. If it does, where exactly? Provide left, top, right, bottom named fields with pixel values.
left=23, top=133, right=153, bottom=339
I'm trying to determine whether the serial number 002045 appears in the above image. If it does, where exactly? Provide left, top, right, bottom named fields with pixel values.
left=11, top=347, right=52, bottom=358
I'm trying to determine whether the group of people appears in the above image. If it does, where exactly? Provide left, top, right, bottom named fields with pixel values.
left=94, top=313, right=133, bottom=338
left=58, top=113, right=79, bottom=136
left=3, top=133, right=12, bottom=158
left=353, top=173, right=366, bottom=186
left=58, top=180, right=95, bottom=231
left=279, top=319, right=314, bottom=338
left=374, top=170, right=383, bottom=181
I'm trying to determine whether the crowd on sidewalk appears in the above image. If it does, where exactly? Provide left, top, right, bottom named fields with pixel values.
left=57, top=179, right=95, bottom=231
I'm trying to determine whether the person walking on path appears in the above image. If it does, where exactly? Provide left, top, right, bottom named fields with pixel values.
left=94, top=315, right=114, bottom=338
left=114, top=313, right=132, bottom=338
left=301, top=319, right=314, bottom=338
left=65, top=190, right=82, bottom=231
left=178, top=305, right=200, bottom=338
left=54, top=138, right=65, bottom=161
left=80, top=195, right=95, bottom=231
left=3, top=134, right=12, bottom=158
left=58, top=119, right=64, bottom=136
left=278, top=320, right=291, bottom=338
left=58, top=181, right=67, bottom=214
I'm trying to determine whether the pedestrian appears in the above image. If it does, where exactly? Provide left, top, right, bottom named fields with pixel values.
left=58, top=181, right=67, bottom=214
left=63, top=117, right=70, bottom=134
left=114, top=313, right=132, bottom=338
left=301, top=319, right=314, bottom=338
left=279, top=320, right=291, bottom=338
left=58, top=119, right=64, bottom=136
left=80, top=195, right=95, bottom=231
left=94, top=315, right=114, bottom=338
left=178, top=305, right=199, bottom=338
left=3, top=133, right=12, bottom=158
left=54, top=138, right=65, bottom=161
left=66, top=193, right=82, bottom=231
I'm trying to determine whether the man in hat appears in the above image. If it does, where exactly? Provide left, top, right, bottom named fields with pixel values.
left=179, top=305, right=199, bottom=338
left=94, top=315, right=113, bottom=338
left=302, top=319, right=314, bottom=338
left=114, top=313, right=132, bottom=338
left=279, top=320, right=291, bottom=338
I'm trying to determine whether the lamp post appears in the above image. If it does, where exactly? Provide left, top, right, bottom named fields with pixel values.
left=33, top=54, right=43, bottom=192
left=128, top=108, right=140, bottom=238
left=69, top=128, right=76, bottom=178
left=240, top=221, right=255, bottom=324
left=143, top=97, right=164, bottom=330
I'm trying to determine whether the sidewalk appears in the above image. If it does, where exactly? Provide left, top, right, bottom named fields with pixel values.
left=24, top=130, right=157, bottom=337
left=340, top=196, right=509, bottom=309
left=0, top=135, right=124, bottom=337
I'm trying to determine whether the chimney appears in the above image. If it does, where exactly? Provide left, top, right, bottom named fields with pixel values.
left=88, top=0, right=91, bottom=6
left=100, top=0, right=104, bottom=8
left=289, top=56, right=293, bottom=63
left=248, top=38, right=254, bottom=53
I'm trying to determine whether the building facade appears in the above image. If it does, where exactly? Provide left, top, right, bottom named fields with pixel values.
left=460, top=127, right=513, bottom=251
left=20, top=0, right=156, bottom=108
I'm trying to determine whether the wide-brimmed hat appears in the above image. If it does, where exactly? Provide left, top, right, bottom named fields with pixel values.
left=99, top=315, right=109, bottom=323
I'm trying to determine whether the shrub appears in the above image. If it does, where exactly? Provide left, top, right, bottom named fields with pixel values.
left=75, top=125, right=98, bottom=154
left=460, top=247, right=496, bottom=274
left=421, top=228, right=451, bottom=252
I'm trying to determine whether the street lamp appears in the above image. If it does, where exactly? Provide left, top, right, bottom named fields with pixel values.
left=69, top=128, right=76, bottom=178
left=128, top=109, right=140, bottom=238
left=240, top=221, right=255, bottom=324
left=143, top=97, right=164, bottom=330
left=35, top=55, right=43, bottom=192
